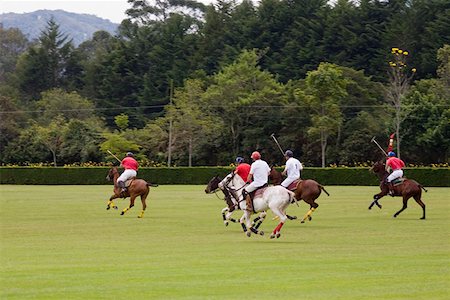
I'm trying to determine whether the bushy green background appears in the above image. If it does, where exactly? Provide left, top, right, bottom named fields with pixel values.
left=1, top=167, right=449, bottom=186
left=1, top=185, right=449, bottom=299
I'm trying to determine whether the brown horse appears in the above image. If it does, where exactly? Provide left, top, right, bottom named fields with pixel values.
left=369, top=161, right=426, bottom=219
left=106, top=167, right=157, bottom=218
left=269, top=167, right=329, bottom=223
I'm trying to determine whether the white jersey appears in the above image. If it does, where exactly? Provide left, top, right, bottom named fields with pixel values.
left=284, top=157, right=302, bottom=179
left=249, top=159, right=270, bottom=186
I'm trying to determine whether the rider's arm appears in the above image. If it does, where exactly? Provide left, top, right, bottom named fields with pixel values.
left=246, top=173, right=252, bottom=183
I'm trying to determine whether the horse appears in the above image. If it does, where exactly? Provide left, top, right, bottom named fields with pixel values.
left=369, top=161, right=427, bottom=219
left=212, top=172, right=295, bottom=239
left=106, top=167, right=158, bottom=218
left=269, top=167, right=330, bottom=223
left=205, top=173, right=268, bottom=229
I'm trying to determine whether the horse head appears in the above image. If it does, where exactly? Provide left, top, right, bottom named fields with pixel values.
left=205, top=175, right=222, bottom=194
left=370, top=161, right=385, bottom=174
left=269, top=166, right=282, bottom=185
left=106, top=167, right=118, bottom=182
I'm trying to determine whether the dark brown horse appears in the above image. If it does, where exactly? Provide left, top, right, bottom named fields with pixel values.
left=269, top=167, right=329, bottom=223
left=369, top=161, right=427, bottom=219
left=106, top=167, right=157, bottom=218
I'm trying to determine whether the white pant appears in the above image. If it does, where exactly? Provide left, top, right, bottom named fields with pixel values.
left=117, top=169, right=137, bottom=183
left=281, top=177, right=298, bottom=188
left=387, top=169, right=403, bottom=182
left=245, top=182, right=265, bottom=193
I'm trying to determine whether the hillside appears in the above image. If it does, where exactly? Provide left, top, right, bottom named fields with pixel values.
left=0, top=9, right=119, bottom=46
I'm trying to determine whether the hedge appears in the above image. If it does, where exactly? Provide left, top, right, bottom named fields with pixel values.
left=1, top=167, right=448, bottom=186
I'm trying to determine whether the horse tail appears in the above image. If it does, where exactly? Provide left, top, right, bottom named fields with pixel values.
left=320, top=185, right=330, bottom=196
left=419, top=185, right=428, bottom=193
left=147, top=182, right=159, bottom=187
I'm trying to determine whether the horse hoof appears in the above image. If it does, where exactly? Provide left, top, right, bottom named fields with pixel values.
left=301, top=220, right=305, bottom=223
left=246, top=231, right=251, bottom=237
left=106, top=206, right=110, bottom=210
left=260, top=231, right=264, bottom=236
left=270, top=234, right=275, bottom=239
left=121, top=212, right=125, bottom=215
left=276, top=233, right=281, bottom=238
left=224, top=221, right=229, bottom=227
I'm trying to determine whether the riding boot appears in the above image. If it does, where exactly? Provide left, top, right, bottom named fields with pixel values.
left=388, top=182, right=395, bottom=197
left=245, top=194, right=253, bottom=212
left=118, top=181, right=127, bottom=194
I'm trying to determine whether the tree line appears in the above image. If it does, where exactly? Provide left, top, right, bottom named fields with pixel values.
left=1, top=0, right=449, bottom=167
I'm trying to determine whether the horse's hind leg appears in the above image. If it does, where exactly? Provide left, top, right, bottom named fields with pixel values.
left=393, top=196, right=409, bottom=218
left=301, top=201, right=318, bottom=223
left=121, top=196, right=136, bottom=216
left=413, top=194, right=426, bottom=220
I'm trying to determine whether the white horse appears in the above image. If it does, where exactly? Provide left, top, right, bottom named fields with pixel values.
left=205, top=173, right=267, bottom=229
left=220, top=173, right=295, bottom=239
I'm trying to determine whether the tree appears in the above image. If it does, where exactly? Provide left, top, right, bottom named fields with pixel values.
left=15, top=18, right=80, bottom=100
left=0, top=25, right=29, bottom=83
left=385, top=47, right=416, bottom=158
left=304, top=62, right=348, bottom=167
left=203, top=49, right=287, bottom=162
left=166, top=79, right=222, bottom=166
left=33, top=117, right=67, bottom=167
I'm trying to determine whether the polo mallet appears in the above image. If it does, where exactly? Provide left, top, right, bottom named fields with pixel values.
left=370, top=136, right=388, bottom=157
left=107, top=150, right=121, bottom=163
left=369, top=137, right=386, bottom=210
left=270, top=133, right=285, bottom=156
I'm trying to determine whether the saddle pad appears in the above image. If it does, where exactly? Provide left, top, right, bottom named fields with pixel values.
left=254, top=187, right=267, bottom=198
left=287, top=180, right=301, bottom=191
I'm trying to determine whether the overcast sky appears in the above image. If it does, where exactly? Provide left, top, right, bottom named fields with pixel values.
left=0, top=0, right=215, bottom=24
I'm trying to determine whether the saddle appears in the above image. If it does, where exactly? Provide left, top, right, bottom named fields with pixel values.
left=392, top=177, right=406, bottom=186
left=287, top=179, right=301, bottom=191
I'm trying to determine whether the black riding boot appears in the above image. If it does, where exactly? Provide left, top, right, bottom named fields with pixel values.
left=118, top=181, right=126, bottom=193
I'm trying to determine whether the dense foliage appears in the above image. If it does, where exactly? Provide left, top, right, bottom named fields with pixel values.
left=0, top=0, right=449, bottom=167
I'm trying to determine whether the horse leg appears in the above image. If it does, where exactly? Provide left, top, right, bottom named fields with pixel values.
left=253, top=212, right=267, bottom=231
left=393, top=196, right=409, bottom=218
left=137, top=191, right=148, bottom=218
left=107, top=194, right=119, bottom=210
left=413, top=194, right=426, bottom=220
left=369, top=193, right=383, bottom=210
left=221, top=207, right=237, bottom=226
left=270, top=207, right=287, bottom=239
left=301, top=201, right=318, bottom=223
left=239, top=212, right=250, bottom=235
left=121, top=196, right=136, bottom=215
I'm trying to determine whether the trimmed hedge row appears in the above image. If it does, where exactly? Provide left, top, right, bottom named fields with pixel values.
left=1, top=167, right=449, bottom=186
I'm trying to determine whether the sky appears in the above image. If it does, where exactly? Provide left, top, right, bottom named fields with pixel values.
left=0, top=0, right=214, bottom=24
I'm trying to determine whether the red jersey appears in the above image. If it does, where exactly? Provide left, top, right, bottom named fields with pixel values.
left=386, top=157, right=405, bottom=170
left=121, top=157, right=138, bottom=170
left=235, top=163, right=251, bottom=181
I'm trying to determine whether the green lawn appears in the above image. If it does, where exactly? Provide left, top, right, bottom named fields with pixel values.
left=1, top=185, right=449, bottom=299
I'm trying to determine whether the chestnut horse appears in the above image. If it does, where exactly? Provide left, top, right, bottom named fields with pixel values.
left=106, top=167, right=157, bottom=218
left=269, top=167, right=329, bottom=223
left=369, top=161, right=427, bottom=219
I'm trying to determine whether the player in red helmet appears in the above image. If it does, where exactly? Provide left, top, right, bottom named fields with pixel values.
left=243, top=151, right=270, bottom=212
left=385, top=151, right=405, bottom=196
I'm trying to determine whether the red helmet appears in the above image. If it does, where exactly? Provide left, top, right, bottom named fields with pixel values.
left=251, top=151, right=261, bottom=160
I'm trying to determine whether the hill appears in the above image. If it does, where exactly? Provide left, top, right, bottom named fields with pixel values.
left=0, top=9, right=119, bottom=46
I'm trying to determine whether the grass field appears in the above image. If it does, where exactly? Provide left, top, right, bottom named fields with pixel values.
left=0, top=185, right=449, bottom=299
